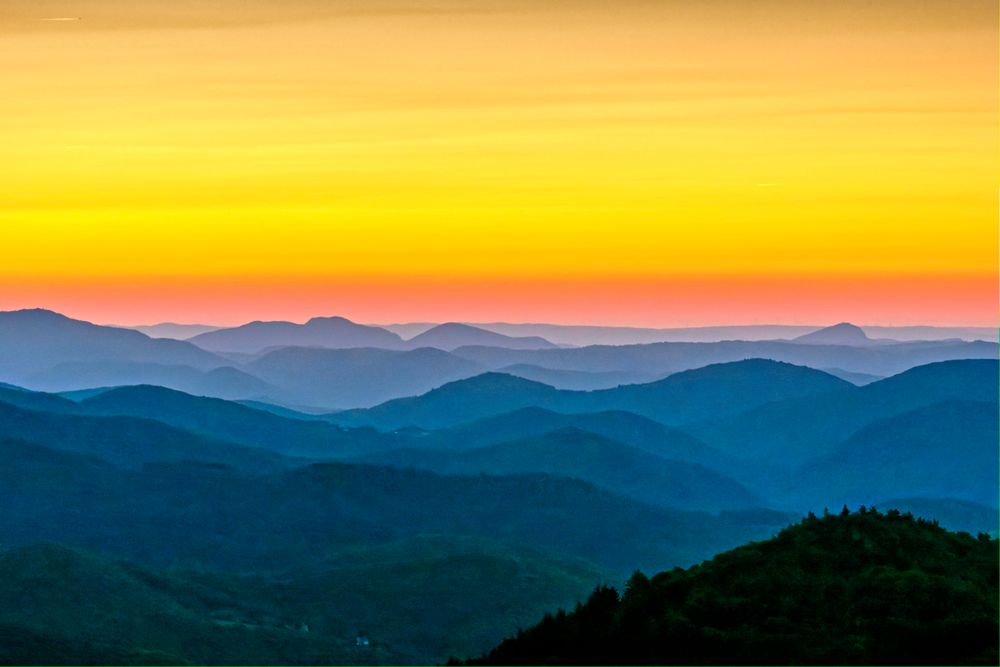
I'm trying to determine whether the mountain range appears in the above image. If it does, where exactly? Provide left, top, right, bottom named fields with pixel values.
left=331, top=360, right=853, bottom=430
left=1, top=310, right=994, bottom=411
left=0, top=307, right=995, bottom=664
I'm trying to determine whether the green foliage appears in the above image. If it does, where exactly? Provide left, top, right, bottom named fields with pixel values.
left=466, top=511, right=999, bottom=665
left=0, top=437, right=794, bottom=575
left=0, top=538, right=600, bottom=665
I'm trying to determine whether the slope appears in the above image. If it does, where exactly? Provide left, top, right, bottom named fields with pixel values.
left=406, top=323, right=556, bottom=351
left=689, top=359, right=999, bottom=465
left=334, top=359, right=850, bottom=429
left=355, top=428, right=759, bottom=512
left=76, top=384, right=402, bottom=459
left=0, top=438, right=794, bottom=576
left=793, top=400, right=999, bottom=508
left=467, top=510, right=999, bottom=665
left=245, top=346, right=483, bottom=409
left=188, top=316, right=404, bottom=353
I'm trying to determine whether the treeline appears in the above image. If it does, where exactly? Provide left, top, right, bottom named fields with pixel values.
left=462, top=509, right=999, bottom=665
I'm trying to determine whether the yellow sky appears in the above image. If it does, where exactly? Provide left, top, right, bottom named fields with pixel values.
left=0, top=0, right=995, bottom=323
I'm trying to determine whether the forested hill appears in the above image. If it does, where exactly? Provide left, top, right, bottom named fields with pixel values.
left=463, top=509, right=999, bottom=666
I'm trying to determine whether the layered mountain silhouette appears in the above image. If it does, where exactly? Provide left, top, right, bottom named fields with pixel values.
left=0, top=400, right=290, bottom=472
left=405, top=406, right=727, bottom=468
left=496, top=364, right=661, bottom=390
left=794, top=400, right=999, bottom=508
left=355, top=428, right=759, bottom=512
left=792, top=322, right=873, bottom=345
left=186, top=318, right=557, bottom=355
left=27, top=361, right=275, bottom=399
left=71, top=384, right=403, bottom=458
left=689, top=358, right=999, bottom=466
left=333, top=359, right=850, bottom=430
left=131, top=322, right=221, bottom=339
left=0, top=309, right=223, bottom=384
left=405, top=323, right=557, bottom=351
left=188, top=316, right=406, bottom=354
left=1, top=310, right=995, bottom=411
left=0, top=307, right=996, bottom=665
left=419, top=322, right=995, bottom=346
left=245, top=346, right=484, bottom=409
left=0, top=437, right=793, bottom=575
left=450, top=336, right=996, bottom=379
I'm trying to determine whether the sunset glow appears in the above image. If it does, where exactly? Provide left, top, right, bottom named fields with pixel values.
left=1, top=0, right=996, bottom=325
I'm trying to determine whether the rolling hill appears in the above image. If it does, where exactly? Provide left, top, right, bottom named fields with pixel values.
left=405, top=406, right=727, bottom=468
left=793, top=400, right=999, bottom=508
left=791, top=322, right=873, bottom=345
left=689, top=359, right=999, bottom=465
left=74, top=384, right=401, bottom=459
left=0, top=437, right=794, bottom=576
left=0, top=543, right=395, bottom=666
left=0, top=537, right=605, bottom=665
left=188, top=316, right=405, bottom=354
left=333, top=359, right=850, bottom=429
left=0, top=398, right=293, bottom=473
left=496, top=364, right=658, bottom=390
left=355, top=428, right=759, bottom=512
left=245, top=346, right=484, bottom=409
left=26, top=360, right=276, bottom=399
left=0, top=309, right=225, bottom=387
left=449, top=336, right=996, bottom=379
left=405, top=323, right=557, bottom=351
left=466, top=510, right=999, bottom=666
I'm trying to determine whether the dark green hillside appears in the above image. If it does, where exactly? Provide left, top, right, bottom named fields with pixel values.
left=0, top=543, right=395, bottom=666
left=356, top=428, right=759, bottom=512
left=875, top=498, right=998, bottom=537
left=0, top=538, right=600, bottom=665
left=267, top=536, right=602, bottom=662
left=467, top=510, right=999, bottom=666
left=0, top=438, right=793, bottom=575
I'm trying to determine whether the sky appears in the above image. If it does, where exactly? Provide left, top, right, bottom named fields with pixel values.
left=0, top=0, right=996, bottom=326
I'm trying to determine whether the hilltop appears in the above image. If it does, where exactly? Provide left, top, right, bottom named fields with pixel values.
left=466, top=509, right=998, bottom=665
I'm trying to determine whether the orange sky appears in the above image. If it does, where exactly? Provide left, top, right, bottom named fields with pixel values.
left=0, top=0, right=996, bottom=326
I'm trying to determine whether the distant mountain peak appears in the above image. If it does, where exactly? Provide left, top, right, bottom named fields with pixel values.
left=443, top=371, right=555, bottom=391
left=793, top=322, right=870, bottom=345
left=2, top=308, right=72, bottom=321
left=406, top=323, right=557, bottom=351
left=304, top=315, right=353, bottom=326
left=428, top=322, right=479, bottom=332
left=187, top=315, right=404, bottom=353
